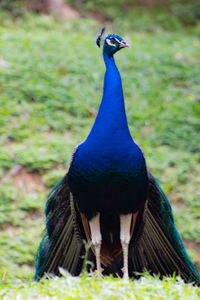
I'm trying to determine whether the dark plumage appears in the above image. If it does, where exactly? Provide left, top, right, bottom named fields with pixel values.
left=34, top=28, right=200, bottom=285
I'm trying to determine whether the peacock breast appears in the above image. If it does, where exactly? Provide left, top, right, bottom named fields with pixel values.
left=68, top=141, right=148, bottom=220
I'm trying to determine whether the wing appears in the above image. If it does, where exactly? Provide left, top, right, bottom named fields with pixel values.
left=128, top=172, right=200, bottom=285
left=34, top=173, right=95, bottom=280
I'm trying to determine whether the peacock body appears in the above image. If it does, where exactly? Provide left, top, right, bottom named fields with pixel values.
left=34, top=28, right=200, bottom=285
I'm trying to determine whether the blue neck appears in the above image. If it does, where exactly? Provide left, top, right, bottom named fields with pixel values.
left=86, top=50, right=132, bottom=144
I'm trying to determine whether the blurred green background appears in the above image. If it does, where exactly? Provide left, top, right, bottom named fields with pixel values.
left=0, top=0, right=200, bottom=286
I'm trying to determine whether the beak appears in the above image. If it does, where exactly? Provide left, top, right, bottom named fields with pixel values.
left=119, top=40, right=130, bottom=48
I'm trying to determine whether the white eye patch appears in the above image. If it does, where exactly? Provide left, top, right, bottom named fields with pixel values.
left=106, top=39, right=117, bottom=47
left=114, top=38, right=121, bottom=43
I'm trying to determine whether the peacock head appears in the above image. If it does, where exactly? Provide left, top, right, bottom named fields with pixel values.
left=96, top=27, right=130, bottom=57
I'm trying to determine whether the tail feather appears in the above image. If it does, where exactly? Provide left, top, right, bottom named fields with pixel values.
left=34, top=175, right=87, bottom=280
left=34, top=172, right=200, bottom=285
left=127, top=173, right=200, bottom=284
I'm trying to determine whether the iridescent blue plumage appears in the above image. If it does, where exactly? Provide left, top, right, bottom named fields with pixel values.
left=34, top=28, right=200, bottom=285
left=68, top=32, right=148, bottom=219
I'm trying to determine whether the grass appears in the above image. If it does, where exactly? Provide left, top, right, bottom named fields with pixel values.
left=1, top=272, right=200, bottom=299
left=0, top=8, right=200, bottom=298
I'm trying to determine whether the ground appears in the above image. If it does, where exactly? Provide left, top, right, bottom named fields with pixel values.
left=0, top=8, right=200, bottom=299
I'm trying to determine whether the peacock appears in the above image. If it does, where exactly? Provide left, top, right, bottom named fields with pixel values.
left=34, top=27, right=200, bottom=284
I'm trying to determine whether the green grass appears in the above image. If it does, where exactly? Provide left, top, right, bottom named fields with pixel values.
left=1, top=273, right=200, bottom=299
left=0, top=10, right=200, bottom=296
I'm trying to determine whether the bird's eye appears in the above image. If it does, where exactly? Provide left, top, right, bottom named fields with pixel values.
left=110, top=38, right=116, bottom=44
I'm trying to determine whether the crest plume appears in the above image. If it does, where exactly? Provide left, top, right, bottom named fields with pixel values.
left=96, top=27, right=106, bottom=47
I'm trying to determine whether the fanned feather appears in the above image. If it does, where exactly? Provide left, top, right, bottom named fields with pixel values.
left=128, top=173, right=200, bottom=284
left=34, top=175, right=94, bottom=280
left=34, top=172, right=200, bottom=285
